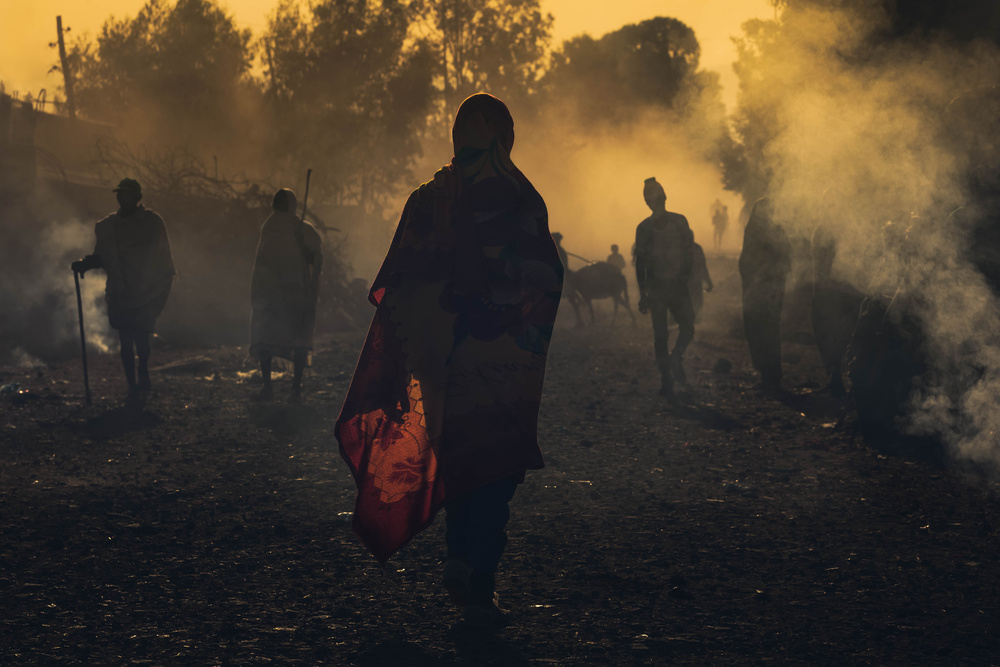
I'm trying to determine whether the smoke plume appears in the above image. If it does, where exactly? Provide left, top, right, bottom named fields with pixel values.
left=738, top=4, right=1000, bottom=468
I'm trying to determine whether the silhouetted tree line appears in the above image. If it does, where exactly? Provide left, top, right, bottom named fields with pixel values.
left=58, top=0, right=728, bottom=219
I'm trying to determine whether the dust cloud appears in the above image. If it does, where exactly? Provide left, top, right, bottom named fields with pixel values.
left=0, top=186, right=114, bottom=366
left=519, top=105, right=741, bottom=263
left=741, top=4, right=1000, bottom=467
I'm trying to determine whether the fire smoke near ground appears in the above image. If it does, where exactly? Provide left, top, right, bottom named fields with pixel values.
left=0, top=191, right=114, bottom=366
left=742, top=5, right=1000, bottom=467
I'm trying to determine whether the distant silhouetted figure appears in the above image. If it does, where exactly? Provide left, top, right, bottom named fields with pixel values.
left=71, top=178, right=174, bottom=401
left=607, top=244, right=626, bottom=271
left=712, top=200, right=729, bottom=250
left=690, top=242, right=714, bottom=322
left=553, top=231, right=585, bottom=325
left=335, top=93, right=562, bottom=630
left=739, top=197, right=791, bottom=391
left=552, top=231, right=569, bottom=269
left=635, top=177, right=695, bottom=398
left=249, top=188, right=322, bottom=402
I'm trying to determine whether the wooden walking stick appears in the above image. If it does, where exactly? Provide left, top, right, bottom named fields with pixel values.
left=301, top=168, right=312, bottom=225
left=73, top=270, right=92, bottom=405
left=297, top=167, right=315, bottom=288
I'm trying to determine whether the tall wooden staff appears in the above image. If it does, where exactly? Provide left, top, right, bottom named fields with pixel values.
left=300, top=168, right=312, bottom=232
left=297, top=169, right=318, bottom=325
left=73, top=270, right=92, bottom=405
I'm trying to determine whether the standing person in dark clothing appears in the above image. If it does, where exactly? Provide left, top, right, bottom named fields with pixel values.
left=551, top=232, right=570, bottom=270
left=249, top=188, right=323, bottom=402
left=739, top=197, right=792, bottom=391
left=712, top=201, right=729, bottom=250
left=336, top=93, right=562, bottom=629
left=71, top=178, right=175, bottom=401
left=606, top=244, right=627, bottom=272
left=635, top=177, right=695, bottom=398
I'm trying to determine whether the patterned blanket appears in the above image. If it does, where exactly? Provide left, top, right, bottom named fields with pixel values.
left=336, top=104, right=563, bottom=562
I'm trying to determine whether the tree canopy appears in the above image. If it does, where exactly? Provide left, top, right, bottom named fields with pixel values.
left=70, top=0, right=253, bottom=147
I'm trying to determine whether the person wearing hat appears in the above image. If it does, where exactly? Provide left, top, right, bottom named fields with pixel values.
left=634, top=176, right=695, bottom=399
left=248, top=188, right=323, bottom=401
left=72, top=178, right=175, bottom=400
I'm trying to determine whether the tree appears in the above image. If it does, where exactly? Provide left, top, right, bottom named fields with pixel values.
left=258, top=0, right=435, bottom=216
left=724, top=17, right=784, bottom=203
left=68, top=0, right=255, bottom=150
left=419, top=0, right=554, bottom=114
left=545, top=18, right=708, bottom=121
left=542, top=17, right=729, bottom=161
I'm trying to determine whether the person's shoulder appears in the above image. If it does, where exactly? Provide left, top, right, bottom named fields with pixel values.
left=666, top=210, right=690, bottom=226
left=407, top=177, right=437, bottom=209
left=636, top=214, right=657, bottom=231
left=139, top=206, right=166, bottom=226
left=95, top=212, right=119, bottom=234
left=303, top=221, right=322, bottom=244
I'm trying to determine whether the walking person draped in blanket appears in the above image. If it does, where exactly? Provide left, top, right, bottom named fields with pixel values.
left=71, top=178, right=174, bottom=402
left=336, top=93, right=563, bottom=628
left=249, top=188, right=322, bottom=402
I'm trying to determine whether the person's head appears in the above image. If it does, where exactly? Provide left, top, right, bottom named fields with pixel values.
left=113, top=178, right=142, bottom=213
left=643, top=177, right=666, bottom=212
left=272, top=188, right=298, bottom=214
left=452, top=93, right=515, bottom=155
left=611, top=244, right=619, bottom=253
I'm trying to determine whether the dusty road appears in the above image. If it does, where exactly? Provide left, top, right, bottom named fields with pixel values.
left=2, top=261, right=1000, bottom=665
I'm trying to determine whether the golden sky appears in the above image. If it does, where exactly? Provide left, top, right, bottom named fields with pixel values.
left=0, top=0, right=773, bottom=108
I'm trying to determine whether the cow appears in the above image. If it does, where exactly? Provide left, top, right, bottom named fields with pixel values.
left=565, top=261, right=636, bottom=326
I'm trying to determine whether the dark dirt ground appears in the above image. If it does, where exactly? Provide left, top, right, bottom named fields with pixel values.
left=3, top=259, right=1000, bottom=666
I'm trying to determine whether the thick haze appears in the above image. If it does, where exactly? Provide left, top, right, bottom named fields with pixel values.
left=6, top=0, right=1000, bottom=475
left=744, top=4, right=1000, bottom=467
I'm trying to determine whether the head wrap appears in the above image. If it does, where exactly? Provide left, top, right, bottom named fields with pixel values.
left=272, top=188, right=298, bottom=214
left=643, top=177, right=666, bottom=202
left=452, top=93, right=514, bottom=156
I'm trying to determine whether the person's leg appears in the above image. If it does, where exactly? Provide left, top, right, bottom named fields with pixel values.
left=444, top=492, right=474, bottom=604
left=743, top=292, right=767, bottom=377
left=258, top=351, right=274, bottom=399
left=445, top=494, right=473, bottom=565
left=136, top=331, right=152, bottom=391
left=760, top=292, right=784, bottom=388
left=119, top=328, right=137, bottom=391
left=260, top=352, right=272, bottom=388
left=292, top=349, right=308, bottom=399
left=649, top=304, right=674, bottom=396
left=669, top=290, right=696, bottom=385
left=463, top=477, right=519, bottom=606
